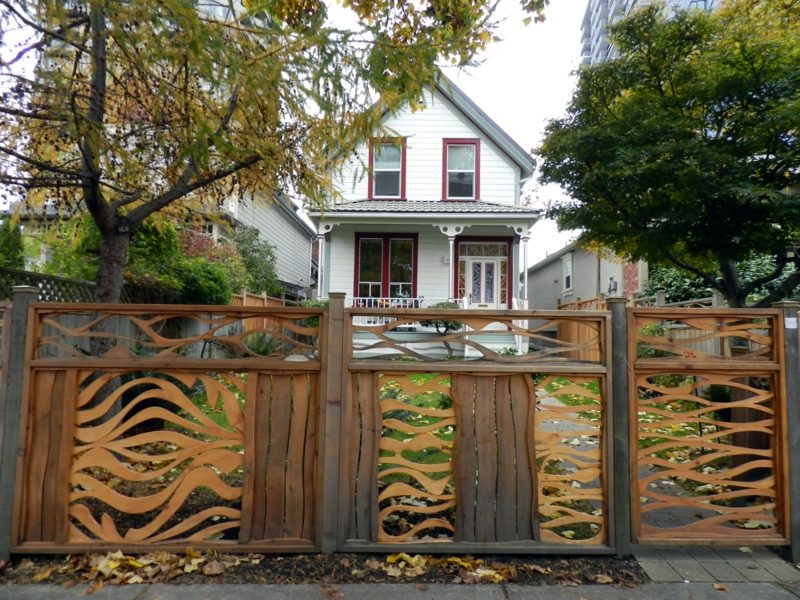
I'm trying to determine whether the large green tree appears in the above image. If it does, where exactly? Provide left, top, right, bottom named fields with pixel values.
left=537, top=0, right=800, bottom=307
left=0, top=0, right=550, bottom=302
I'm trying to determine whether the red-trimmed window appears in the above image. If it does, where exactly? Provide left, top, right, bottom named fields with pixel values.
left=354, top=234, right=417, bottom=299
left=443, top=139, right=480, bottom=200
left=368, top=139, right=406, bottom=199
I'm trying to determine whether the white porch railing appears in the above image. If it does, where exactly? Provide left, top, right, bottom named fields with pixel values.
left=349, top=297, right=454, bottom=326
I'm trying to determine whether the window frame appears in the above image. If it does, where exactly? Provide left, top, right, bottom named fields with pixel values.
left=562, top=253, right=573, bottom=293
left=442, top=138, right=480, bottom=201
left=368, top=138, right=407, bottom=200
left=353, top=233, right=418, bottom=299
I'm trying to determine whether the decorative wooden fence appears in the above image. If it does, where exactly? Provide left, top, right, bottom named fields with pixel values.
left=336, top=305, right=613, bottom=553
left=0, top=290, right=798, bottom=560
left=630, top=308, right=790, bottom=545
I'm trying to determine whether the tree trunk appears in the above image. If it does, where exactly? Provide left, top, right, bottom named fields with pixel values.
left=95, top=229, right=131, bottom=303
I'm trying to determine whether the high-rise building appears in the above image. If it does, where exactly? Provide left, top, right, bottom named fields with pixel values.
left=580, top=0, right=717, bottom=65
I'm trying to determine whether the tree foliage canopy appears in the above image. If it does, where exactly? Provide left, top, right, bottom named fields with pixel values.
left=537, top=0, right=800, bottom=307
left=0, top=0, right=550, bottom=301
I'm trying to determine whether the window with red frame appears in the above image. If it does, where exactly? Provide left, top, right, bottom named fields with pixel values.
left=369, top=139, right=406, bottom=199
left=355, top=235, right=416, bottom=300
left=443, top=139, right=479, bottom=200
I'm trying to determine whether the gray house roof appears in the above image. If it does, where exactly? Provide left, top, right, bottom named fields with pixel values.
left=309, top=200, right=540, bottom=221
left=434, top=74, right=534, bottom=180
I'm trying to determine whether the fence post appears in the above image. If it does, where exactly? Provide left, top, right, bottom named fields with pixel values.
left=607, top=297, right=632, bottom=556
left=775, top=301, right=800, bottom=562
left=0, top=285, right=38, bottom=560
left=320, top=292, right=345, bottom=553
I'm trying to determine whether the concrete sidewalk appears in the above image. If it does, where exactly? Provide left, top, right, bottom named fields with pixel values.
left=3, top=582, right=800, bottom=600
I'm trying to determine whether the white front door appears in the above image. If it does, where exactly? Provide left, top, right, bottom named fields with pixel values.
left=467, top=259, right=501, bottom=309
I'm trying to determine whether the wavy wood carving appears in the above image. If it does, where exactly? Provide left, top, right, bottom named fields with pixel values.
left=68, top=370, right=246, bottom=543
left=634, top=312, right=776, bottom=361
left=636, top=372, right=781, bottom=540
left=534, top=376, right=605, bottom=544
left=36, top=307, right=319, bottom=359
left=377, top=374, right=456, bottom=542
left=351, top=313, right=603, bottom=363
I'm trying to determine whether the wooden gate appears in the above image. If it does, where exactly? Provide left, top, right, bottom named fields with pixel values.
left=629, top=308, right=790, bottom=546
left=334, top=302, right=617, bottom=553
left=10, top=303, right=323, bottom=553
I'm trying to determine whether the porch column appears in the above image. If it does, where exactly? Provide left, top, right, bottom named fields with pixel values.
left=448, top=236, right=456, bottom=300
left=521, top=235, right=530, bottom=307
left=316, top=233, right=325, bottom=298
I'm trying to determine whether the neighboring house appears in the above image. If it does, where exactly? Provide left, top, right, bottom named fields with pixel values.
left=215, top=193, right=317, bottom=299
left=527, top=242, right=648, bottom=310
left=2, top=194, right=316, bottom=300
left=581, top=0, right=717, bottom=65
left=309, top=75, right=539, bottom=311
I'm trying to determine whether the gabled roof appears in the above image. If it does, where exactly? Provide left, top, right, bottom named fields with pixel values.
left=433, top=74, right=534, bottom=180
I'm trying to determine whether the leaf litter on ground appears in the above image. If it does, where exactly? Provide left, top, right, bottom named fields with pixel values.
left=0, top=551, right=647, bottom=590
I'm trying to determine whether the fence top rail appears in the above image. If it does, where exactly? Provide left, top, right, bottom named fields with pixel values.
left=30, top=302, right=325, bottom=317
left=346, top=307, right=609, bottom=319
left=630, top=306, right=781, bottom=317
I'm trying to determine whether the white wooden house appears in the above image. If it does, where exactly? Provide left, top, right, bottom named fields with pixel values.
left=309, top=75, right=539, bottom=311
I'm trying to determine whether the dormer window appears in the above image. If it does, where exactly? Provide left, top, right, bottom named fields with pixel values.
left=443, top=139, right=480, bottom=200
left=369, top=138, right=406, bottom=200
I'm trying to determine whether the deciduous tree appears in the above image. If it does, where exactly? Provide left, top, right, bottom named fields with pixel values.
left=537, top=0, right=800, bottom=307
left=0, top=0, right=550, bottom=301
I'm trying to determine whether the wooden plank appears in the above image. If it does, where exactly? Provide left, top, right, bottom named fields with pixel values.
left=238, top=371, right=260, bottom=543
left=474, top=375, right=496, bottom=543
left=301, top=374, right=318, bottom=542
left=337, top=373, right=359, bottom=540
left=355, top=372, right=376, bottom=541
left=349, top=361, right=607, bottom=375
left=31, top=358, right=322, bottom=372
left=510, top=374, right=534, bottom=541
left=494, top=376, right=516, bottom=541
left=52, top=370, right=78, bottom=544
left=319, top=293, right=346, bottom=552
left=610, top=300, right=632, bottom=555
left=452, top=374, right=476, bottom=542
left=250, top=374, right=272, bottom=539
left=22, top=370, right=58, bottom=542
left=284, top=374, right=310, bottom=539
left=0, top=287, right=37, bottom=558
left=265, top=374, right=292, bottom=539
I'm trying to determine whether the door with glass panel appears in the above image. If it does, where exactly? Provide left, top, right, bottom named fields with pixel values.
left=466, top=258, right=501, bottom=309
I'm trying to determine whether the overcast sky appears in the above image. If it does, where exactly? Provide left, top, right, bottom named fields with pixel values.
left=443, top=0, right=587, bottom=264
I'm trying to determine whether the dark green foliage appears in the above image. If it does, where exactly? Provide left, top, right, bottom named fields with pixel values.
left=538, top=1, right=800, bottom=307
left=420, top=301, right=462, bottom=334
left=232, top=227, right=283, bottom=296
left=176, top=258, right=232, bottom=305
left=643, top=255, right=798, bottom=304
left=0, top=220, right=24, bottom=269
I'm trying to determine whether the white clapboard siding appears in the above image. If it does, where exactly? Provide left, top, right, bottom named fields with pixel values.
left=235, top=196, right=314, bottom=288
left=333, top=88, right=521, bottom=205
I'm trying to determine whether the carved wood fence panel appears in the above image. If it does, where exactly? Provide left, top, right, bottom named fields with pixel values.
left=630, top=308, right=789, bottom=545
left=339, top=307, right=612, bottom=553
left=12, top=304, right=322, bottom=553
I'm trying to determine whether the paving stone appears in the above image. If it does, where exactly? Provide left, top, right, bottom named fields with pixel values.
left=635, top=559, right=684, bottom=582
left=686, top=547, right=724, bottom=561
left=660, top=555, right=717, bottom=582
left=751, top=557, right=800, bottom=582
left=728, top=561, right=779, bottom=583
left=700, top=561, right=750, bottom=582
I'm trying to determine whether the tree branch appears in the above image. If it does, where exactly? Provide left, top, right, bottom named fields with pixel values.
left=126, top=155, right=261, bottom=224
left=753, top=267, right=800, bottom=308
left=742, top=254, right=789, bottom=296
left=663, top=249, right=720, bottom=290
left=0, top=1, right=90, bottom=56
left=0, top=145, right=83, bottom=179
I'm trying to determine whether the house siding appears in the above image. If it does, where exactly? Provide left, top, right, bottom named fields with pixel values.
left=334, top=88, right=521, bottom=206
left=235, top=196, right=314, bottom=290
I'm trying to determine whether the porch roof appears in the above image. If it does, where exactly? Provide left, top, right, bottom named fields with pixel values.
left=310, top=200, right=541, bottom=220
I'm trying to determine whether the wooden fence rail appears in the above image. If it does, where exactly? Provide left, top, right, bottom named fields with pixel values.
left=0, top=289, right=798, bottom=560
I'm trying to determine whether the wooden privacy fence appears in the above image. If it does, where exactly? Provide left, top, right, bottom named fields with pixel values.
left=0, top=289, right=799, bottom=561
